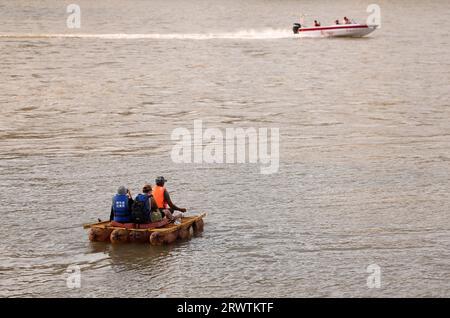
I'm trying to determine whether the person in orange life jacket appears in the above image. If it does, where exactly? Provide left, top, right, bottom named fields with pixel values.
left=110, top=186, right=134, bottom=222
left=153, top=176, right=186, bottom=223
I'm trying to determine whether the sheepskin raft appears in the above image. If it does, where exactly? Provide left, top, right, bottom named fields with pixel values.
left=83, top=213, right=206, bottom=245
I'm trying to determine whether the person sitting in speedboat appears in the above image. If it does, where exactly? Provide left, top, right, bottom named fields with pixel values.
left=335, top=19, right=340, bottom=25
left=344, top=17, right=352, bottom=24
left=314, top=20, right=321, bottom=27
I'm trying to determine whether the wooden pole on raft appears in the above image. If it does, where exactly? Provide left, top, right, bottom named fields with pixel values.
left=83, top=220, right=110, bottom=229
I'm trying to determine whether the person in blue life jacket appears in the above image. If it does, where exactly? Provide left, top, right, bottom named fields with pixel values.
left=131, top=184, right=154, bottom=224
left=110, top=186, right=134, bottom=222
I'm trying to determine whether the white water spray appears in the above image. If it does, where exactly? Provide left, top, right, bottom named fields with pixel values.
left=0, top=29, right=295, bottom=40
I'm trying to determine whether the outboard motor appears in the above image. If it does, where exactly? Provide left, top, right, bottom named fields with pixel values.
left=293, top=23, right=301, bottom=34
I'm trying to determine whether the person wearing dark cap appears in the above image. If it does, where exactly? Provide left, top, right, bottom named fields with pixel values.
left=153, top=176, right=186, bottom=224
left=110, top=186, right=133, bottom=222
left=131, top=184, right=154, bottom=224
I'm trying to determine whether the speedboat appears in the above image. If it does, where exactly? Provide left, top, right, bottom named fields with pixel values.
left=292, top=23, right=378, bottom=38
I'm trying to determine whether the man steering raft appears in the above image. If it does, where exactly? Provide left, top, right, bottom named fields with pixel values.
left=153, top=176, right=187, bottom=225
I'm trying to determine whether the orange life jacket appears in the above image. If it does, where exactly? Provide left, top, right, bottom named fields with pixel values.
left=153, top=185, right=167, bottom=209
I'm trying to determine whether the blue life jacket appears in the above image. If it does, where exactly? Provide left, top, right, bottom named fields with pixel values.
left=131, top=193, right=152, bottom=223
left=112, top=194, right=130, bottom=223
left=135, top=194, right=151, bottom=213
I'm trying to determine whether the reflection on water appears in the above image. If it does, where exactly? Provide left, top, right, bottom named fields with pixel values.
left=101, top=243, right=176, bottom=270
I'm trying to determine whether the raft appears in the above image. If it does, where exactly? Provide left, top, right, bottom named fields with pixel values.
left=83, top=213, right=206, bottom=246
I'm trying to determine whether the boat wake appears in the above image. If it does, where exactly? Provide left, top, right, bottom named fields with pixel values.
left=0, top=29, right=295, bottom=40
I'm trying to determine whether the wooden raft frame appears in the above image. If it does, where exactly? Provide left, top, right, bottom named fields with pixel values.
left=83, top=213, right=206, bottom=234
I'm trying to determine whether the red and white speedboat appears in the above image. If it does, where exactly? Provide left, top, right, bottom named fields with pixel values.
left=293, top=23, right=378, bottom=38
